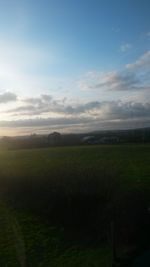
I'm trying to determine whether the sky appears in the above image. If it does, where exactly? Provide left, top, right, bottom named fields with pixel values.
left=0, top=0, right=150, bottom=136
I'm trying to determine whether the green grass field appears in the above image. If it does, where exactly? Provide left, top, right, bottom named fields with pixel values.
left=0, top=144, right=150, bottom=266
left=0, top=144, right=150, bottom=186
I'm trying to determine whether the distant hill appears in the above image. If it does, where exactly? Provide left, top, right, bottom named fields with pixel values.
left=0, top=127, right=150, bottom=149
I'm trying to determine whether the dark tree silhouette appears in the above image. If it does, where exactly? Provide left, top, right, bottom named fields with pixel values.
left=48, top=132, right=62, bottom=146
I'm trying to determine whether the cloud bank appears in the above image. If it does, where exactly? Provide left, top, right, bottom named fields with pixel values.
left=1, top=97, right=150, bottom=134
left=0, top=92, right=17, bottom=103
left=0, top=50, right=150, bottom=135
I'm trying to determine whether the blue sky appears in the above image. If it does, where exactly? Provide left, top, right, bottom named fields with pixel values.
left=0, top=0, right=150, bottom=135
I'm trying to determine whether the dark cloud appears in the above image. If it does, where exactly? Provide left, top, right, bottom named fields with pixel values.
left=0, top=116, right=92, bottom=128
left=7, top=94, right=57, bottom=115
left=7, top=95, right=150, bottom=120
left=2, top=101, right=150, bottom=133
left=79, top=51, right=150, bottom=92
left=85, top=71, right=148, bottom=91
left=0, top=92, right=17, bottom=103
left=24, top=94, right=53, bottom=105
left=64, top=101, right=101, bottom=114
left=100, top=101, right=150, bottom=120
left=7, top=94, right=102, bottom=116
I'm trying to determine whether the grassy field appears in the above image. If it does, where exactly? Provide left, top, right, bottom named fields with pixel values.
left=0, top=144, right=150, bottom=266
left=0, top=144, right=149, bottom=187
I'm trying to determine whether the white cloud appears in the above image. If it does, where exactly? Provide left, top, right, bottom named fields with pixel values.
left=78, top=70, right=147, bottom=92
left=120, top=43, right=132, bottom=52
left=126, top=50, right=150, bottom=70
left=112, top=27, right=120, bottom=33
left=78, top=50, right=150, bottom=94
left=146, top=31, right=150, bottom=37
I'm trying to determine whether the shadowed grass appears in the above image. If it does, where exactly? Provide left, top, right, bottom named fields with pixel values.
left=0, top=144, right=149, bottom=266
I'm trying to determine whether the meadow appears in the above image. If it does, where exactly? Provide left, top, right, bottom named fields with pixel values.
left=0, top=144, right=150, bottom=266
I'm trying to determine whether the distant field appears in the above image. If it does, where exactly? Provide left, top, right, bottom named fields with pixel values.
left=0, top=144, right=150, bottom=266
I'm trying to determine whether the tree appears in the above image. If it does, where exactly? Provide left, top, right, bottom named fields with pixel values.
left=48, top=132, right=61, bottom=146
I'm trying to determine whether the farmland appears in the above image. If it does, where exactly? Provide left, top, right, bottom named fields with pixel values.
left=0, top=144, right=149, bottom=184
left=0, top=144, right=150, bottom=266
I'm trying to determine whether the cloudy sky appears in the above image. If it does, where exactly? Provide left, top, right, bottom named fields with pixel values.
left=0, top=0, right=150, bottom=136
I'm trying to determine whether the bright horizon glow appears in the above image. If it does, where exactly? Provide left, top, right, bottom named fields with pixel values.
left=0, top=0, right=150, bottom=136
